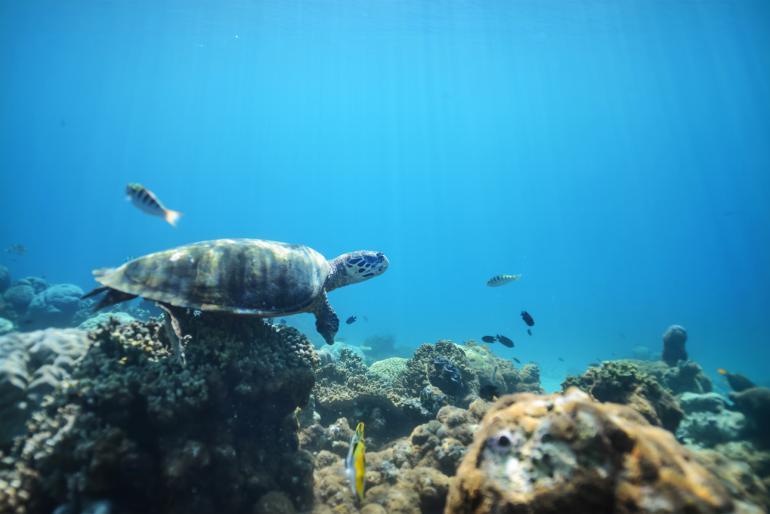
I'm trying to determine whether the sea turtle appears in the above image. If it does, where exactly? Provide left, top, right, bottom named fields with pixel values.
left=83, top=239, right=389, bottom=344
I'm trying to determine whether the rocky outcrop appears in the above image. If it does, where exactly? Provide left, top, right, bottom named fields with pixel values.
left=445, top=388, right=765, bottom=514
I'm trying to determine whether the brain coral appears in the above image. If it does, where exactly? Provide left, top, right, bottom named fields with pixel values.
left=446, top=388, right=764, bottom=514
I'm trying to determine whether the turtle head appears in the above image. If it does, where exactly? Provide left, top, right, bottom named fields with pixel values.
left=326, top=251, right=389, bottom=291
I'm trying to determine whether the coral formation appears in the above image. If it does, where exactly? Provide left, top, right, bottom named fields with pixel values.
left=0, top=317, right=13, bottom=336
left=25, top=284, right=84, bottom=329
left=0, top=265, right=10, bottom=292
left=676, top=392, right=746, bottom=447
left=3, top=284, right=34, bottom=314
left=0, top=329, right=91, bottom=447
left=445, top=388, right=764, bottom=514
left=662, top=324, right=688, bottom=366
left=368, top=357, right=408, bottom=385
left=0, top=315, right=319, bottom=514
left=76, top=311, right=136, bottom=331
left=562, top=360, right=684, bottom=431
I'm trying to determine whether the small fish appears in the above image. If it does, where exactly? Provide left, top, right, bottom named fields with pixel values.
left=496, top=334, right=514, bottom=348
left=346, top=316, right=357, bottom=325
left=479, top=384, right=499, bottom=401
left=481, top=335, right=496, bottom=343
left=717, top=368, right=756, bottom=392
left=527, top=328, right=532, bottom=336
left=126, top=183, right=182, bottom=227
left=486, top=274, right=522, bottom=287
left=278, top=319, right=287, bottom=326
left=521, top=311, right=535, bottom=327
left=5, top=244, right=27, bottom=256
left=513, top=357, right=521, bottom=364
left=345, top=421, right=366, bottom=503
left=558, top=357, right=565, bottom=362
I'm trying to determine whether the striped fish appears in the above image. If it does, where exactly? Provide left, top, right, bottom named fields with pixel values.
left=486, top=274, right=521, bottom=287
left=345, top=422, right=366, bottom=503
left=126, top=183, right=182, bottom=227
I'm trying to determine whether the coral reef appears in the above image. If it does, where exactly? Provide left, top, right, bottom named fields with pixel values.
left=0, top=315, right=318, bottom=514
left=730, top=387, right=770, bottom=447
left=25, top=284, right=84, bottom=330
left=0, top=265, right=10, bottom=292
left=76, top=312, right=136, bottom=331
left=368, top=357, right=408, bottom=385
left=676, top=392, right=746, bottom=447
left=562, top=360, right=684, bottom=431
left=662, top=324, right=688, bottom=366
left=0, top=317, right=13, bottom=336
left=0, top=329, right=91, bottom=447
left=3, top=284, right=34, bottom=315
left=445, top=388, right=764, bottom=514
left=310, top=400, right=490, bottom=514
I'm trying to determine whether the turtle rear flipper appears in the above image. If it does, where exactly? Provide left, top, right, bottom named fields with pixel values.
left=312, top=291, right=339, bottom=345
left=82, top=286, right=138, bottom=310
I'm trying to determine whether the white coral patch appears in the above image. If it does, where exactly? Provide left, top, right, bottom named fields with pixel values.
left=169, top=251, right=186, bottom=262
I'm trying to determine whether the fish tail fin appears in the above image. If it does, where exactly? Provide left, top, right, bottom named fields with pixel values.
left=164, top=209, right=182, bottom=227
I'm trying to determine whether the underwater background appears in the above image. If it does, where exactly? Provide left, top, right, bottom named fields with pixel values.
left=2, top=0, right=769, bottom=395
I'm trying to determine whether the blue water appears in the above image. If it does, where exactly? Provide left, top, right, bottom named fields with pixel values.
left=2, top=0, right=769, bottom=389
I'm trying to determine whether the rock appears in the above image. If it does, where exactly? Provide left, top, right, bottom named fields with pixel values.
left=0, top=329, right=91, bottom=447
left=723, top=371, right=756, bottom=393
left=662, top=324, right=688, bottom=366
left=445, top=388, right=764, bottom=514
left=26, top=284, right=84, bottom=329
left=730, top=387, right=770, bottom=447
left=0, top=317, right=13, bottom=336
left=3, top=284, right=35, bottom=312
left=562, top=360, right=684, bottom=432
left=0, top=265, right=10, bottom=292
left=77, top=311, right=136, bottom=331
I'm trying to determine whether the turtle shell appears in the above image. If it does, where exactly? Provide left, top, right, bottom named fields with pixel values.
left=93, top=239, right=330, bottom=315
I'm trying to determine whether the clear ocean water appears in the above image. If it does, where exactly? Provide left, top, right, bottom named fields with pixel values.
left=1, top=0, right=769, bottom=391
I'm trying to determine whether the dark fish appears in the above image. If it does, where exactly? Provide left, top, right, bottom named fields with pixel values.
left=558, top=357, right=564, bottom=362
left=513, top=357, right=521, bottom=364
left=527, top=328, right=532, bottom=336
left=717, top=369, right=756, bottom=392
left=278, top=319, right=287, bottom=326
left=496, top=334, right=514, bottom=348
left=481, top=335, right=496, bottom=343
left=126, top=183, right=182, bottom=227
left=520, top=311, right=535, bottom=327
left=479, top=384, right=500, bottom=401
left=346, top=316, right=357, bottom=325
left=5, top=244, right=26, bottom=256
left=486, top=274, right=521, bottom=287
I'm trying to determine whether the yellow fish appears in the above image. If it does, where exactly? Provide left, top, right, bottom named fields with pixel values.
left=345, top=421, right=366, bottom=502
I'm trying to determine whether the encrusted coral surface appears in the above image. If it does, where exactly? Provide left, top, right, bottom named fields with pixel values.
left=0, top=315, right=318, bottom=514
left=0, top=329, right=91, bottom=447
left=446, top=388, right=764, bottom=514
left=562, top=360, right=684, bottom=431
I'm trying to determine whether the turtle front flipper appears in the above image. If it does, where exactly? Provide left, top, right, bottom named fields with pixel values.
left=312, top=291, right=339, bottom=345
